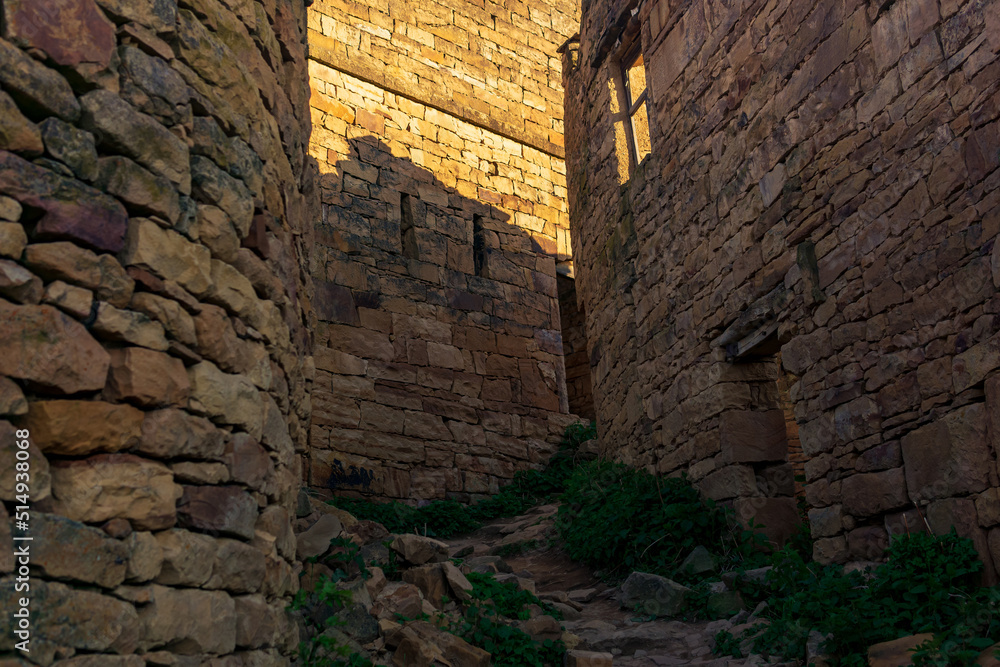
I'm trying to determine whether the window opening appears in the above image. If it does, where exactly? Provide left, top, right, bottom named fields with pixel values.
left=473, top=214, right=486, bottom=276
left=400, top=193, right=418, bottom=259
left=621, top=43, right=651, bottom=165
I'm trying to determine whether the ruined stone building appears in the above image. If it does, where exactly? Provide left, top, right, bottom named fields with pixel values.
left=563, top=0, right=1000, bottom=566
left=1, top=0, right=999, bottom=662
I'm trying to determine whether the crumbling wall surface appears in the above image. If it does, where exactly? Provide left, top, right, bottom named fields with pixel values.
left=565, top=0, right=1000, bottom=564
left=306, top=0, right=581, bottom=502
left=0, top=0, right=316, bottom=662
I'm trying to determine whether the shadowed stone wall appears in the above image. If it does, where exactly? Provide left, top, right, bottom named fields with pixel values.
left=306, top=0, right=583, bottom=502
left=0, top=0, right=317, bottom=662
left=565, top=0, right=1000, bottom=567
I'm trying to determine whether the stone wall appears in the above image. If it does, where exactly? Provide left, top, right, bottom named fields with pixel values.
left=559, top=273, right=596, bottom=421
left=0, top=0, right=316, bottom=663
left=565, top=0, right=1000, bottom=566
left=306, top=0, right=582, bottom=502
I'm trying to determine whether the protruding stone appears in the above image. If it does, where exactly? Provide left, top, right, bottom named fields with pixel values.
left=131, top=292, right=198, bottom=346
left=30, top=512, right=129, bottom=588
left=187, top=361, right=263, bottom=438
left=191, top=155, right=254, bottom=235
left=390, top=534, right=450, bottom=565
left=1, top=0, right=116, bottom=68
left=105, top=347, right=191, bottom=407
left=38, top=117, right=98, bottom=181
left=0, top=259, right=42, bottom=303
left=297, top=513, right=343, bottom=559
left=79, top=90, right=190, bottom=190
left=0, top=302, right=110, bottom=394
left=121, top=218, right=212, bottom=296
left=176, top=485, right=257, bottom=539
left=95, top=156, right=182, bottom=223
left=0, top=222, right=27, bottom=257
left=0, top=90, right=42, bottom=155
left=0, top=577, right=140, bottom=654
left=205, top=538, right=266, bottom=593
left=0, top=378, right=27, bottom=416
left=155, top=528, right=217, bottom=586
left=22, top=400, right=144, bottom=456
left=224, top=433, right=274, bottom=492
left=138, top=585, right=237, bottom=654
left=23, top=241, right=134, bottom=307
left=50, top=454, right=181, bottom=530
left=125, top=530, right=163, bottom=582
left=0, top=151, right=128, bottom=253
left=42, top=280, right=94, bottom=319
left=256, top=505, right=296, bottom=560
left=618, top=571, right=689, bottom=617
left=93, top=302, right=170, bottom=350
left=138, top=408, right=227, bottom=460
left=0, top=39, right=80, bottom=121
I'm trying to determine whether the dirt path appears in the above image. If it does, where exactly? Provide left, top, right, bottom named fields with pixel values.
left=445, top=504, right=789, bottom=666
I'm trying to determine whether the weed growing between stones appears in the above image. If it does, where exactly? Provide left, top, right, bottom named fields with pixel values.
left=447, top=571, right=566, bottom=666
left=290, top=574, right=375, bottom=667
left=716, top=530, right=1000, bottom=666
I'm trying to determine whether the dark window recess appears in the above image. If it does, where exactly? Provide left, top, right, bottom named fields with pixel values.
left=473, top=214, right=487, bottom=277
left=400, top=193, right=418, bottom=259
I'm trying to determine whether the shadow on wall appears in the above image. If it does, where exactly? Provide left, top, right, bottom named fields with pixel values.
left=308, top=135, right=573, bottom=501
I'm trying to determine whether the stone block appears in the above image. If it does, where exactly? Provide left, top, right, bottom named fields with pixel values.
left=138, top=585, right=236, bottom=654
left=841, top=468, right=908, bottom=518
left=734, top=497, right=802, bottom=546
left=0, top=302, right=109, bottom=394
left=30, top=512, right=129, bottom=588
left=696, top=465, right=758, bottom=500
left=50, top=454, right=181, bottom=530
left=155, top=528, right=217, bottom=587
left=720, top=409, right=788, bottom=463
left=21, top=400, right=144, bottom=456
left=0, top=150, right=128, bottom=252
left=95, top=156, right=181, bottom=223
left=121, top=218, right=212, bottom=296
left=206, top=538, right=267, bottom=593
left=0, top=39, right=80, bottom=121
left=176, top=485, right=257, bottom=539
left=187, top=361, right=263, bottom=439
left=902, top=403, right=991, bottom=502
left=106, top=347, right=190, bottom=407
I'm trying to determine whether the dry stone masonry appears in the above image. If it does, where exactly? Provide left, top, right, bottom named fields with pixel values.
left=0, top=0, right=316, bottom=663
left=564, top=0, right=1000, bottom=565
left=305, top=0, right=584, bottom=501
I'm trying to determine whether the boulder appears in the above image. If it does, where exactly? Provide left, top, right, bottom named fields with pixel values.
left=391, top=534, right=449, bottom=565
left=679, top=545, right=719, bottom=576
left=392, top=621, right=490, bottom=667
left=867, top=633, right=934, bottom=667
left=296, top=513, right=343, bottom=559
left=618, top=571, right=689, bottom=618
left=402, top=564, right=448, bottom=607
left=565, top=651, right=614, bottom=667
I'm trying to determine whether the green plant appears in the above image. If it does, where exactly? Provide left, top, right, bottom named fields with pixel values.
left=465, top=571, right=562, bottom=621
left=289, top=575, right=375, bottom=667
left=449, top=605, right=565, bottom=667
left=556, top=460, right=766, bottom=581
left=725, top=531, right=995, bottom=666
left=714, top=628, right=744, bottom=659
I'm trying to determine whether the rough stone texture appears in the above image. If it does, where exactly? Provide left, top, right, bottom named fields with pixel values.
left=618, top=572, right=690, bottom=618
left=21, top=400, right=144, bottom=455
left=565, top=0, right=1000, bottom=562
left=0, top=302, right=110, bottom=393
left=0, top=0, right=314, bottom=663
left=306, top=0, right=583, bottom=500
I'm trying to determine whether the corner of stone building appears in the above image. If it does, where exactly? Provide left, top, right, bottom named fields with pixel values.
left=0, top=0, right=316, bottom=662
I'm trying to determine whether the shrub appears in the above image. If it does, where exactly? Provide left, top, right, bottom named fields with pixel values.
left=556, top=459, right=765, bottom=581
left=721, top=530, right=996, bottom=666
